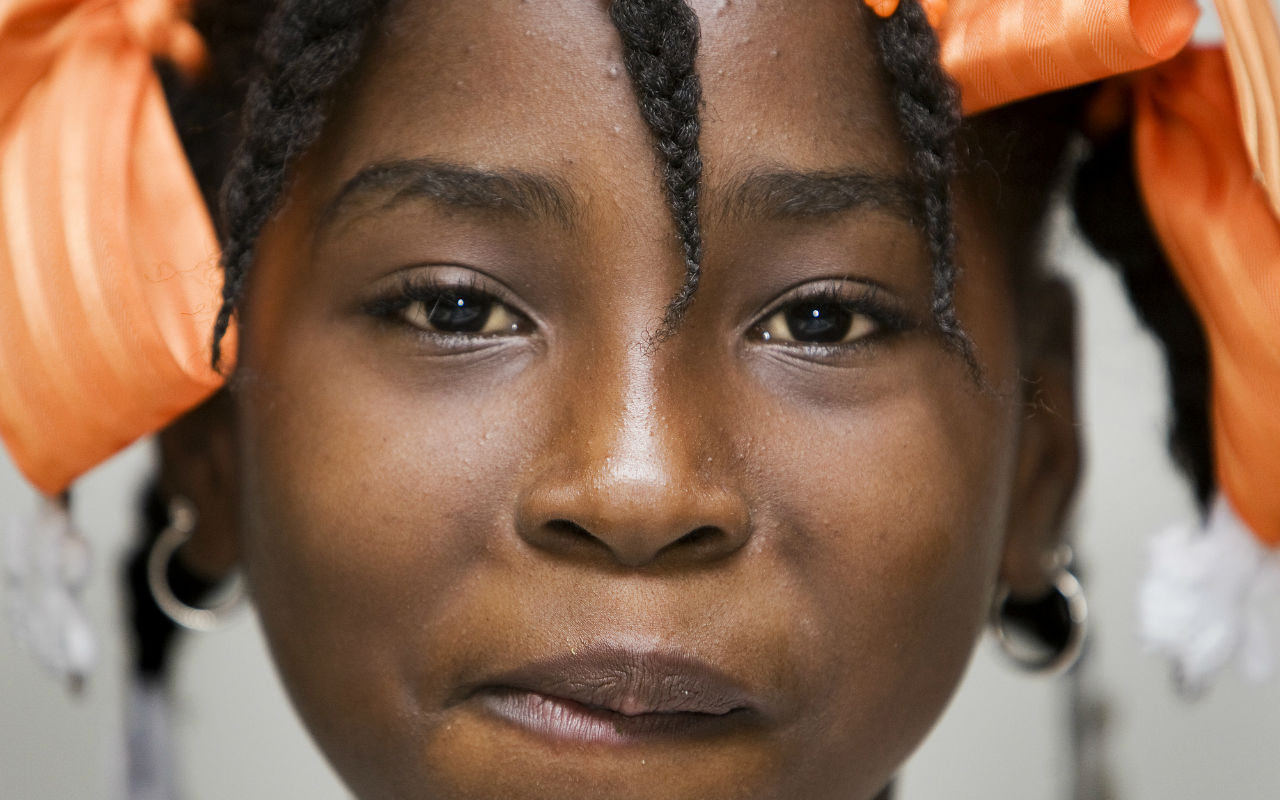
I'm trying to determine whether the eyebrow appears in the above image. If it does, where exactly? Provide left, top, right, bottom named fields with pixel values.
left=712, top=168, right=920, bottom=226
left=319, top=158, right=581, bottom=233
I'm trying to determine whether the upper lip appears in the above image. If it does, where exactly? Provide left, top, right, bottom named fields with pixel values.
left=474, top=645, right=757, bottom=717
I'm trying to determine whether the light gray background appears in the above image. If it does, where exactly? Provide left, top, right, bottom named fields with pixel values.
left=4, top=4, right=1280, bottom=798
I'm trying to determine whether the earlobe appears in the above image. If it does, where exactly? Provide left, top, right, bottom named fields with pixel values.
left=1000, top=277, right=1083, bottom=598
left=156, top=389, right=241, bottom=582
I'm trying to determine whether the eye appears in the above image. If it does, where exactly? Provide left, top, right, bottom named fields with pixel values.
left=748, top=282, right=918, bottom=354
left=364, top=273, right=532, bottom=340
left=400, top=288, right=524, bottom=335
left=755, top=295, right=880, bottom=345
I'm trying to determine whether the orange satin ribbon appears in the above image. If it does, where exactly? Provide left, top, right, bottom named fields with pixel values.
left=1213, top=0, right=1280, bottom=218
left=938, top=0, right=1201, bottom=113
left=1132, top=48, right=1280, bottom=546
left=865, top=0, right=950, bottom=27
left=0, top=0, right=229, bottom=494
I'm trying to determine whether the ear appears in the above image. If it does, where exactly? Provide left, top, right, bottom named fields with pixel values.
left=156, top=389, right=240, bottom=582
left=1000, top=276, right=1082, bottom=598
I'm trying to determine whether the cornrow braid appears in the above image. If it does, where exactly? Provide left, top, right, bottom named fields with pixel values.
left=872, top=1, right=975, bottom=373
left=608, top=0, right=705, bottom=340
left=211, top=0, right=391, bottom=368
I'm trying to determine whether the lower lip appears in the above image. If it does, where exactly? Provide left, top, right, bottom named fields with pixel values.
left=474, top=689, right=742, bottom=745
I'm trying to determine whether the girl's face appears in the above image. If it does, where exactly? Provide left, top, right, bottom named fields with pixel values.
left=232, top=1, right=1077, bottom=798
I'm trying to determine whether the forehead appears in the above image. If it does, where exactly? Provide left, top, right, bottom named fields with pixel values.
left=311, top=0, right=907, bottom=193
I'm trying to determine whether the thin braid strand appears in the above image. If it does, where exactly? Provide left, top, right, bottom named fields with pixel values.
left=608, top=0, right=705, bottom=341
left=211, top=0, right=390, bottom=368
left=873, top=0, right=977, bottom=375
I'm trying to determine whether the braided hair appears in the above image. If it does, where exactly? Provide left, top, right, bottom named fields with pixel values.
left=209, top=0, right=393, bottom=367
left=1073, top=127, right=1214, bottom=507
left=609, top=0, right=705, bottom=340
left=874, top=1, right=972, bottom=371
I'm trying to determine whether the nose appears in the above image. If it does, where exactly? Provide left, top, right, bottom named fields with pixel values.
left=516, top=356, right=750, bottom=569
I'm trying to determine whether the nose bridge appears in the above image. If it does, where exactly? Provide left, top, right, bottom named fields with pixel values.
left=602, top=348, right=680, bottom=492
left=575, top=345, right=712, bottom=527
left=519, top=343, right=748, bottom=568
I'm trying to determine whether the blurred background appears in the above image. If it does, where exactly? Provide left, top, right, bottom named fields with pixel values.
left=4, top=4, right=1280, bottom=799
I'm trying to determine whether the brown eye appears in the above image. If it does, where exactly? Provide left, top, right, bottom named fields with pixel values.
left=759, top=300, right=878, bottom=345
left=401, top=289, right=524, bottom=335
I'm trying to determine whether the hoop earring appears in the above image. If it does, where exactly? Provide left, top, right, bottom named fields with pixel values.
left=146, top=496, right=245, bottom=632
left=990, top=567, right=1088, bottom=676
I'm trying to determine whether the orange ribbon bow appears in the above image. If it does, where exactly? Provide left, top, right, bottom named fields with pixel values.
left=0, top=0, right=229, bottom=494
left=1134, top=47, right=1280, bottom=546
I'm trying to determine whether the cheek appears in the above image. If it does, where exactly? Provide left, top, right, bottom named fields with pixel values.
left=234, top=350, right=538, bottom=793
left=744, top=360, right=1017, bottom=785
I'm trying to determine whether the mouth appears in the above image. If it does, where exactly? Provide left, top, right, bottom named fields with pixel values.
left=468, top=646, right=760, bottom=745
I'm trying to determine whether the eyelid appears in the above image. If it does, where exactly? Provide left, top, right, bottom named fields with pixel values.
left=748, top=279, right=919, bottom=350
left=362, top=266, right=537, bottom=339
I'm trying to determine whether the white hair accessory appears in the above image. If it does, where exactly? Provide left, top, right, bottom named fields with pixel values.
left=1141, top=493, right=1280, bottom=695
left=2, top=495, right=96, bottom=690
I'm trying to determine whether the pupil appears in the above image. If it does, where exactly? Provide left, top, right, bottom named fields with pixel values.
left=785, top=302, right=852, bottom=343
left=427, top=292, right=492, bottom=333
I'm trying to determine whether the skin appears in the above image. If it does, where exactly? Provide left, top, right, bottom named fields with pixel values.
left=187, top=1, right=1081, bottom=797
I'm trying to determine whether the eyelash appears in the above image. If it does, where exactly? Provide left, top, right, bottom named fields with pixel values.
left=363, top=272, right=529, bottom=342
left=750, top=283, right=917, bottom=353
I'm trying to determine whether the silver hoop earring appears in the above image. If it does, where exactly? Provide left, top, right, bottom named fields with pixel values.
left=146, top=496, right=245, bottom=632
left=990, top=568, right=1088, bottom=676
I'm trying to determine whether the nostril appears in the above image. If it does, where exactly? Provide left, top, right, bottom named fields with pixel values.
left=677, top=526, right=716, bottom=547
left=662, top=525, right=722, bottom=556
left=534, top=520, right=737, bottom=565
left=526, top=519, right=619, bottom=560
left=546, top=519, right=599, bottom=545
